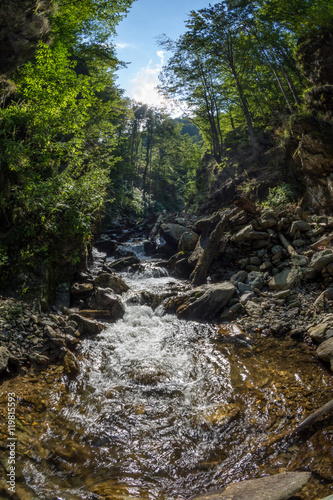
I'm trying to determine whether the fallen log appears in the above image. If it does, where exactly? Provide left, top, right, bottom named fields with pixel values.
left=310, top=232, right=333, bottom=250
left=293, top=397, right=333, bottom=434
left=278, top=232, right=298, bottom=257
left=260, top=397, right=333, bottom=450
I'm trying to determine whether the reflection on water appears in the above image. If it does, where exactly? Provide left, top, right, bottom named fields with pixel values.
left=0, top=244, right=332, bottom=499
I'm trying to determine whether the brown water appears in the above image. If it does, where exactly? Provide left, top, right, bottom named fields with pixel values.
left=0, top=248, right=332, bottom=500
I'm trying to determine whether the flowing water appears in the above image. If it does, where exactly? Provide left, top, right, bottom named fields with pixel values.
left=0, top=240, right=332, bottom=499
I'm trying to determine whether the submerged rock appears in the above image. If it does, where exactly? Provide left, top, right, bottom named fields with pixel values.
left=190, top=471, right=311, bottom=500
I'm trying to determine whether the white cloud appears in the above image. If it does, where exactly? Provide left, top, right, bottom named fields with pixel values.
left=129, top=51, right=181, bottom=114
left=116, top=42, right=134, bottom=49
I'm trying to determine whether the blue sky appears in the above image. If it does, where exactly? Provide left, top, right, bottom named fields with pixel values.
left=114, top=0, right=211, bottom=108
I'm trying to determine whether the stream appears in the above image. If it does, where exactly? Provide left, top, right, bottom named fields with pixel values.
left=0, top=238, right=332, bottom=499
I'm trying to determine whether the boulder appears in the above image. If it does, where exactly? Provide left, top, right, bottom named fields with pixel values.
left=0, top=346, right=10, bottom=373
left=308, top=323, right=329, bottom=343
left=230, top=270, right=248, bottom=285
left=178, top=231, right=199, bottom=252
left=160, top=223, right=190, bottom=248
left=310, top=249, right=333, bottom=273
left=290, top=220, right=311, bottom=235
left=94, top=236, right=118, bottom=256
left=70, top=283, right=94, bottom=295
left=88, top=288, right=125, bottom=320
left=108, top=255, right=140, bottom=271
left=63, top=349, right=80, bottom=376
left=69, top=313, right=104, bottom=335
left=172, top=282, right=236, bottom=321
left=247, top=271, right=265, bottom=290
left=257, top=211, right=279, bottom=229
left=317, top=337, right=333, bottom=370
left=190, top=472, right=311, bottom=500
left=94, top=273, right=129, bottom=294
left=269, top=267, right=302, bottom=291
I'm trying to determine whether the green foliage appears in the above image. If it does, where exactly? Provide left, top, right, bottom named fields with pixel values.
left=263, top=183, right=295, bottom=207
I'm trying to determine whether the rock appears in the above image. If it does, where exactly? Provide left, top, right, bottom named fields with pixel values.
left=310, top=249, right=333, bottom=273
left=160, top=223, right=190, bottom=248
left=29, top=354, right=50, bottom=366
left=173, top=282, right=236, bottom=321
left=291, top=254, right=309, bottom=266
left=230, top=270, right=248, bottom=285
left=295, top=427, right=333, bottom=481
left=190, top=472, right=311, bottom=500
left=70, top=283, right=94, bottom=295
left=178, top=231, right=199, bottom=252
left=94, top=236, right=118, bottom=255
left=269, top=267, right=302, bottom=291
left=108, top=255, right=140, bottom=271
left=245, top=300, right=263, bottom=317
left=94, top=273, right=129, bottom=294
left=63, top=349, right=80, bottom=376
left=69, top=313, right=104, bottom=335
left=238, top=282, right=254, bottom=293
left=234, top=224, right=269, bottom=243
left=308, top=323, right=329, bottom=343
left=247, top=271, right=265, bottom=290
left=290, top=220, right=311, bottom=235
left=169, top=253, right=192, bottom=279
left=199, top=403, right=239, bottom=427
left=0, top=346, right=10, bottom=373
left=317, top=338, right=333, bottom=370
left=88, top=288, right=125, bottom=320
left=257, top=211, right=279, bottom=229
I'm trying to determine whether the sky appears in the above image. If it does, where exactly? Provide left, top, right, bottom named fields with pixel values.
left=114, top=0, right=211, bottom=111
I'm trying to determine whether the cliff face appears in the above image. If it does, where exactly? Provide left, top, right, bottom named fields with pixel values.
left=289, top=26, right=333, bottom=213
left=0, top=0, right=51, bottom=104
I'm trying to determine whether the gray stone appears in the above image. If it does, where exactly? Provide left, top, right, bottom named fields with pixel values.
left=0, top=346, right=10, bottom=372
left=269, top=267, right=302, bottom=291
left=257, top=211, right=279, bottom=229
left=293, top=238, right=306, bottom=247
left=308, top=323, right=329, bottom=343
left=291, top=254, right=309, bottom=266
left=69, top=313, right=104, bottom=336
left=247, top=271, right=265, bottom=290
left=238, top=282, right=254, bottom=293
left=109, top=255, right=140, bottom=271
left=230, top=270, right=248, bottom=285
left=190, top=472, right=311, bottom=500
left=249, top=256, right=262, bottom=266
left=271, top=245, right=283, bottom=255
left=290, top=220, right=311, bottom=236
left=94, top=273, right=129, bottom=294
left=178, top=231, right=199, bottom=252
left=245, top=301, right=263, bottom=317
left=317, top=337, right=333, bottom=370
left=160, top=223, right=190, bottom=248
left=174, top=282, right=236, bottom=321
left=252, top=239, right=270, bottom=249
left=88, top=288, right=125, bottom=320
left=239, top=291, right=255, bottom=304
left=310, top=249, right=333, bottom=273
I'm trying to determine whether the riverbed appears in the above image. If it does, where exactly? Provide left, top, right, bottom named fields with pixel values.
left=0, top=240, right=332, bottom=499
